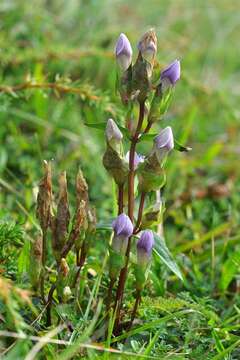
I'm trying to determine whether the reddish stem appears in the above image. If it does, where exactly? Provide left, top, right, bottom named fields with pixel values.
left=134, top=192, right=146, bottom=233
left=143, top=121, right=152, bottom=135
left=118, top=184, right=124, bottom=215
left=128, top=101, right=145, bottom=221
left=114, top=101, right=145, bottom=330
left=128, top=289, right=141, bottom=331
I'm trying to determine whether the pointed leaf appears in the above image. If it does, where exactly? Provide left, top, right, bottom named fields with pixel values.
left=174, top=139, right=192, bottom=152
left=153, top=232, right=183, bottom=281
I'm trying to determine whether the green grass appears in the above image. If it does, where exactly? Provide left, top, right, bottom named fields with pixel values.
left=1, top=0, right=240, bottom=359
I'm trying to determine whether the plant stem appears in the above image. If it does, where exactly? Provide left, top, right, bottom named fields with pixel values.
left=114, top=100, right=145, bottom=330
left=106, top=278, right=115, bottom=312
left=143, top=121, right=152, bottom=135
left=46, top=283, right=56, bottom=326
left=134, top=192, right=146, bottom=233
left=128, top=289, right=141, bottom=330
left=118, top=184, right=124, bottom=215
left=40, top=229, right=47, bottom=304
left=73, top=244, right=87, bottom=287
left=128, top=101, right=145, bottom=221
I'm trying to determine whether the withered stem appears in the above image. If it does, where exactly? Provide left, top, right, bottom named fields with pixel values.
left=40, top=229, right=47, bottom=304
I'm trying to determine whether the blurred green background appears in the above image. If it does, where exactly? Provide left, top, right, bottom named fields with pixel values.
left=0, top=0, right=240, bottom=269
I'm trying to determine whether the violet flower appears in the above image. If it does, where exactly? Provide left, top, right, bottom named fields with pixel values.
left=125, top=151, right=144, bottom=170
left=137, top=230, right=154, bottom=266
left=115, top=33, right=133, bottom=72
left=112, top=213, right=133, bottom=255
left=160, top=60, right=181, bottom=87
left=105, top=118, right=123, bottom=152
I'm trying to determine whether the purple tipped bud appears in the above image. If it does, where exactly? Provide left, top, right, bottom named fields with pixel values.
left=154, top=126, right=174, bottom=151
left=125, top=151, right=145, bottom=170
left=112, top=213, right=133, bottom=238
left=115, top=33, right=133, bottom=72
left=106, top=119, right=123, bottom=145
left=112, top=213, right=133, bottom=255
left=154, top=126, right=174, bottom=163
left=160, top=60, right=180, bottom=86
left=137, top=29, right=157, bottom=65
left=137, top=230, right=154, bottom=266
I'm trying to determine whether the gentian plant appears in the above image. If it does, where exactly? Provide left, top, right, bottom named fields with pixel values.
left=33, top=29, right=190, bottom=334
left=103, top=29, right=189, bottom=331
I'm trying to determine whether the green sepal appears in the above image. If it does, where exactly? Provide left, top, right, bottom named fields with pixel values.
left=159, top=86, right=173, bottom=115
left=147, top=86, right=163, bottom=124
left=103, top=146, right=129, bottom=185
left=141, top=202, right=164, bottom=229
left=133, top=263, right=146, bottom=291
left=137, top=162, right=166, bottom=193
left=109, top=247, right=126, bottom=280
left=116, top=65, right=132, bottom=105
left=132, top=55, right=151, bottom=101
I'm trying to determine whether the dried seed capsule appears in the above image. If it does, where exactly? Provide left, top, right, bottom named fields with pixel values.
left=36, top=160, right=52, bottom=232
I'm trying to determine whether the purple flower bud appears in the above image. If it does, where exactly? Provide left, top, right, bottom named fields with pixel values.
left=154, top=126, right=174, bottom=152
left=112, top=213, right=133, bottom=238
left=106, top=119, right=123, bottom=145
left=153, top=126, right=174, bottom=163
left=112, top=213, right=133, bottom=255
left=125, top=151, right=145, bottom=170
left=160, top=60, right=180, bottom=86
left=137, top=230, right=154, bottom=266
left=137, top=29, right=157, bottom=65
left=115, top=33, right=133, bottom=72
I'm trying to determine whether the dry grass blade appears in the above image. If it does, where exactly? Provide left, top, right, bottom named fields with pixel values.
left=24, top=325, right=66, bottom=360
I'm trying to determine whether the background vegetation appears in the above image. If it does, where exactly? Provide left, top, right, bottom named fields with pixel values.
left=0, top=0, right=240, bottom=358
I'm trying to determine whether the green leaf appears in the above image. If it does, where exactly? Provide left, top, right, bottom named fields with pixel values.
left=220, top=251, right=240, bottom=291
left=153, top=232, right=183, bottom=281
left=96, top=220, right=113, bottom=231
left=84, top=122, right=106, bottom=130
left=174, top=139, right=192, bottom=152
left=138, top=133, right=157, bottom=142
left=84, top=122, right=129, bottom=138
